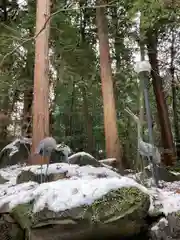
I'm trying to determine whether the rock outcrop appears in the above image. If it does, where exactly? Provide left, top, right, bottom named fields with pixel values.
left=0, top=138, right=73, bottom=168
left=1, top=161, right=180, bottom=239
left=0, top=162, right=151, bottom=240
left=10, top=187, right=149, bottom=239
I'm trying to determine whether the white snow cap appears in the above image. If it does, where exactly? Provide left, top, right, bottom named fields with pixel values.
left=134, top=61, right=151, bottom=74
left=0, top=163, right=148, bottom=213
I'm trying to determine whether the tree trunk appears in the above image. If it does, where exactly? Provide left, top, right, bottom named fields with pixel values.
left=170, top=30, right=180, bottom=158
left=111, top=5, right=121, bottom=103
left=96, top=0, right=123, bottom=169
left=23, top=88, right=33, bottom=138
left=0, top=95, right=10, bottom=149
left=79, top=3, right=95, bottom=155
left=31, top=0, right=51, bottom=164
left=146, top=30, right=175, bottom=166
left=22, top=23, right=34, bottom=138
left=81, top=85, right=95, bottom=155
left=64, top=81, right=75, bottom=142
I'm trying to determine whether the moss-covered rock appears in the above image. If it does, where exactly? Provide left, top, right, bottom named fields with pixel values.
left=0, top=213, right=24, bottom=240
left=150, top=212, right=180, bottom=240
left=0, top=174, right=8, bottom=184
left=16, top=170, right=68, bottom=184
left=11, top=186, right=150, bottom=239
left=139, top=165, right=180, bottom=183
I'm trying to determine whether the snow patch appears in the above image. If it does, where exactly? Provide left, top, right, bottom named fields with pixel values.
left=32, top=177, right=146, bottom=213
left=0, top=164, right=147, bottom=213
left=148, top=186, right=180, bottom=216
left=134, top=60, right=151, bottom=73
left=68, top=152, right=94, bottom=160
left=1, top=163, right=180, bottom=216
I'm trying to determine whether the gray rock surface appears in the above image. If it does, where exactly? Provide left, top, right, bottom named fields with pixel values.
left=11, top=186, right=150, bottom=239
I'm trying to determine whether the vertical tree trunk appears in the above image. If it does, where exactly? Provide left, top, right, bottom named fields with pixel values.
left=170, top=30, right=180, bottom=157
left=31, top=0, right=51, bottom=164
left=96, top=0, right=123, bottom=169
left=64, top=81, right=75, bottom=141
left=111, top=5, right=121, bottom=104
left=79, top=3, right=95, bottom=155
left=0, top=96, right=10, bottom=149
left=146, top=30, right=175, bottom=166
left=23, top=88, right=33, bottom=137
left=22, top=24, right=34, bottom=138
left=81, top=85, right=95, bottom=154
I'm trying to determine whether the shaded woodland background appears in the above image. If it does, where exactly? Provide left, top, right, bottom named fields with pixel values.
left=0, top=0, right=180, bottom=168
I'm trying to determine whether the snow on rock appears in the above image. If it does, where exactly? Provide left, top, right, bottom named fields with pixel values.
left=148, top=183, right=180, bottom=216
left=23, top=162, right=121, bottom=179
left=151, top=217, right=168, bottom=232
left=0, top=162, right=120, bottom=183
left=125, top=171, right=180, bottom=216
left=0, top=164, right=25, bottom=184
left=68, top=151, right=94, bottom=160
left=0, top=138, right=31, bottom=157
left=1, top=163, right=180, bottom=217
left=31, top=177, right=147, bottom=213
left=0, top=181, right=38, bottom=210
left=0, top=163, right=148, bottom=213
left=56, top=143, right=72, bottom=156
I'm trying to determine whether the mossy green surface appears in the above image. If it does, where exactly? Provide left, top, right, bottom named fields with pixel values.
left=11, top=203, right=34, bottom=230
left=80, top=186, right=149, bottom=224
left=10, top=186, right=149, bottom=238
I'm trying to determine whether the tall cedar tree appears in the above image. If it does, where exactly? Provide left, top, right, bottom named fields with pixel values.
left=31, top=0, right=51, bottom=164
left=96, top=0, right=123, bottom=169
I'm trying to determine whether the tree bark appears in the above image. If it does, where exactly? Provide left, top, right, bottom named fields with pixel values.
left=22, top=23, right=34, bottom=138
left=79, top=3, right=95, bottom=155
left=96, top=0, right=123, bottom=169
left=170, top=30, right=180, bottom=157
left=64, top=81, right=75, bottom=142
left=146, top=29, right=175, bottom=166
left=81, top=85, right=95, bottom=155
left=23, top=87, right=33, bottom=138
left=31, top=0, right=51, bottom=164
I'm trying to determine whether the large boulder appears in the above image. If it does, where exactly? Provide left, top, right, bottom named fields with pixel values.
left=150, top=212, right=180, bottom=240
left=16, top=162, right=120, bottom=184
left=50, top=143, right=73, bottom=164
left=0, top=139, right=73, bottom=168
left=137, top=165, right=180, bottom=183
left=0, top=162, right=151, bottom=239
left=16, top=169, right=68, bottom=184
left=150, top=217, right=169, bottom=239
left=11, top=186, right=150, bottom=239
left=68, top=152, right=101, bottom=167
left=0, top=213, right=24, bottom=240
left=0, top=138, right=31, bottom=168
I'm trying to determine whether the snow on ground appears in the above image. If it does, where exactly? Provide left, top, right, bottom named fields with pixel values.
left=148, top=186, right=180, bottom=215
left=1, top=163, right=180, bottom=216
left=127, top=173, right=180, bottom=216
